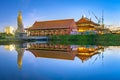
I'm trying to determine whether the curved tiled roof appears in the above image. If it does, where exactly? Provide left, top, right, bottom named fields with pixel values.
left=26, top=19, right=77, bottom=30
left=76, top=16, right=100, bottom=26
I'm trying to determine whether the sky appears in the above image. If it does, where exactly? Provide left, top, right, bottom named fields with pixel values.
left=0, top=0, right=120, bottom=31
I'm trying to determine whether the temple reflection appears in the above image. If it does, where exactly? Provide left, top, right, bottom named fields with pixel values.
left=26, top=43, right=104, bottom=62
left=76, top=46, right=104, bottom=62
left=4, top=43, right=105, bottom=69
left=26, top=43, right=76, bottom=60
left=29, top=50, right=76, bottom=60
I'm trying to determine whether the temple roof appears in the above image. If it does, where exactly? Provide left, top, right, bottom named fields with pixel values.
left=76, top=16, right=100, bottom=26
left=26, top=19, right=77, bottom=30
left=27, top=49, right=76, bottom=60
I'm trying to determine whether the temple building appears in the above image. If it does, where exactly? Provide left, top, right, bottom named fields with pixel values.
left=76, top=16, right=104, bottom=34
left=25, top=19, right=77, bottom=36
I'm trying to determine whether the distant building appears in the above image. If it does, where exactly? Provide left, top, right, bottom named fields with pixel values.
left=5, top=26, right=15, bottom=35
left=25, top=19, right=77, bottom=36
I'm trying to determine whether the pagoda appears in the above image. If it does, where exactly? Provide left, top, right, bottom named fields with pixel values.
left=76, top=16, right=100, bottom=33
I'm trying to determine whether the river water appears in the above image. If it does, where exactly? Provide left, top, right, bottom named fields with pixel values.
left=0, top=42, right=120, bottom=80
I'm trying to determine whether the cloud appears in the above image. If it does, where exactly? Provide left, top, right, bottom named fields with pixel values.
left=23, top=9, right=47, bottom=28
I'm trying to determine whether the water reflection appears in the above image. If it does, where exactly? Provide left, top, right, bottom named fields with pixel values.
left=4, top=42, right=105, bottom=69
left=76, top=46, right=104, bottom=63
left=15, top=43, right=26, bottom=69
left=4, top=45, right=15, bottom=51
left=2, top=43, right=120, bottom=80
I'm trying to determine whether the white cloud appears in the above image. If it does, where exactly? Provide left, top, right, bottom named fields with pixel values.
left=23, top=9, right=47, bottom=28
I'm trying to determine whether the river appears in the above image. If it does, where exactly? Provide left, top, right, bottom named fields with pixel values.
left=0, top=42, right=120, bottom=80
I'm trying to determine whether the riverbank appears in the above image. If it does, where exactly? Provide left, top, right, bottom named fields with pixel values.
left=1, top=34, right=120, bottom=46
left=50, top=34, right=120, bottom=46
left=0, top=37, right=37, bottom=45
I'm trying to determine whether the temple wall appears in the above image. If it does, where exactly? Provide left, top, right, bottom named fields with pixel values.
left=26, top=29, right=71, bottom=36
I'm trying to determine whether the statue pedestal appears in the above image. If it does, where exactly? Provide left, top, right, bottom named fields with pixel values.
left=15, top=32, right=27, bottom=39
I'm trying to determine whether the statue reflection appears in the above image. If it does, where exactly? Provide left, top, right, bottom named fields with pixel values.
left=4, top=43, right=104, bottom=69
left=15, top=43, right=26, bottom=69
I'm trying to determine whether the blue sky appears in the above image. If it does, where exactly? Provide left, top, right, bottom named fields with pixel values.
left=0, top=0, right=120, bottom=31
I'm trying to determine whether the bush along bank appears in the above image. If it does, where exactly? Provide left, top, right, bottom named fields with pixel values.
left=49, top=34, right=120, bottom=46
